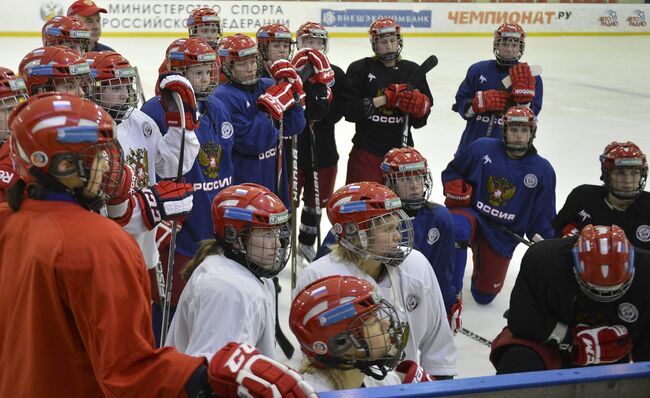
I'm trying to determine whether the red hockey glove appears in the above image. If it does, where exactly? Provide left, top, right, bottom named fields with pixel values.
left=257, top=82, right=296, bottom=121
left=155, top=219, right=183, bottom=251
left=134, top=180, right=194, bottom=230
left=383, top=83, right=407, bottom=109
left=0, top=161, right=17, bottom=203
left=270, top=59, right=305, bottom=104
left=106, top=163, right=137, bottom=225
left=395, top=360, right=435, bottom=383
left=562, top=222, right=580, bottom=238
left=509, top=63, right=536, bottom=104
left=571, top=324, right=632, bottom=366
left=159, top=72, right=200, bottom=130
left=291, top=48, right=334, bottom=85
left=472, top=90, right=509, bottom=114
left=397, top=89, right=431, bottom=118
left=444, top=179, right=473, bottom=208
left=208, top=342, right=317, bottom=398
left=448, top=297, right=463, bottom=336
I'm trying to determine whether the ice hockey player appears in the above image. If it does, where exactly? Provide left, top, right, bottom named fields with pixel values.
left=256, top=23, right=295, bottom=78
left=166, top=183, right=290, bottom=358
left=342, top=17, right=432, bottom=184
left=67, top=0, right=114, bottom=52
left=0, top=67, right=28, bottom=202
left=553, top=141, right=649, bottom=251
left=41, top=15, right=92, bottom=54
left=295, top=181, right=457, bottom=379
left=291, top=275, right=437, bottom=391
left=186, top=7, right=222, bottom=49
left=83, top=50, right=199, bottom=271
left=141, top=37, right=234, bottom=342
left=490, top=225, right=649, bottom=373
left=0, top=92, right=316, bottom=398
left=291, top=21, right=346, bottom=263
left=453, top=23, right=543, bottom=154
left=442, top=106, right=556, bottom=304
left=212, top=33, right=305, bottom=207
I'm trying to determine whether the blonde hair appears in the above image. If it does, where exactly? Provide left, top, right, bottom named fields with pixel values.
left=181, top=239, right=223, bottom=282
left=330, top=241, right=365, bottom=268
left=299, top=358, right=363, bottom=390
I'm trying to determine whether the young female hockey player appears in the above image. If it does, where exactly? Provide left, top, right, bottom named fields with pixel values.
left=291, top=275, right=437, bottom=391
left=0, top=92, right=315, bottom=398
left=490, top=225, right=650, bottom=373
left=453, top=23, right=543, bottom=153
left=442, top=106, right=556, bottom=305
left=553, top=141, right=649, bottom=251
left=342, top=17, right=432, bottom=184
left=295, top=181, right=457, bottom=379
left=187, top=7, right=222, bottom=49
left=41, top=15, right=92, bottom=54
left=165, top=183, right=291, bottom=359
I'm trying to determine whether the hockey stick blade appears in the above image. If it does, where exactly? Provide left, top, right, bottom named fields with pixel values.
left=501, top=64, right=542, bottom=89
left=407, top=55, right=438, bottom=89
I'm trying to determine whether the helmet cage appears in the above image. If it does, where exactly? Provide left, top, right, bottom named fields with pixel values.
left=90, top=66, right=138, bottom=122
left=187, top=9, right=222, bottom=48
left=168, top=50, right=219, bottom=100
left=218, top=45, right=263, bottom=86
left=600, top=142, right=648, bottom=199
left=337, top=209, right=414, bottom=267
left=493, top=24, right=526, bottom=67
left=25, top=61, right=94, bottom=99
left=502, top=107, right=536, bottom=154
left=0, top=77, right=28, bottom=141
left=42, top=16, right=92, bottom=54
left=296, top=22, right=329, bottom=53
left=369, top=19, right=403, bottom=62
left=221, top=206, right=291, bottom=278
left=381, top=149, right=432, bottom=211
left=256, top=26, right=294, bottom=61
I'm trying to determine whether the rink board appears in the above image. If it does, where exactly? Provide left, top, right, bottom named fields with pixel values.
left=319, top=362, right=650, bottom=398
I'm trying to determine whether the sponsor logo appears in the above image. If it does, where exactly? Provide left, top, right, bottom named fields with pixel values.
left=312, top=341, right=328, bottom=355
left=321, top=9, right=431, bottom=28
left=627, top=10, right=647, bottom=27
left=479, top=75, right=487, bottom=84
left=486, top=176, right=516, bottom=207
left=523, top=173, right=538, bottom=189
left=618, top=302, right=639, bottom=323
left=636, top=225, right=650, bottom=242
left=368, top=73, right=376, bottom=82
left=483, top=155, right=492, bottom=164
left=599, top=9, right=619, bottom=27
left=578, top=209, right=592, bottom=222
left=221, top=121, right=234, bottom=139
left=427, top=228, right=440, bottom=245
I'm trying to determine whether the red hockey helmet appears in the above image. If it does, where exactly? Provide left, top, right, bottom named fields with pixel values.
left=19, top=46, right=94, bottom=98
left=327, top=182, right=413, bottom=266
left=290, top=275, right=407, bottom=378
left=502, top=106, right=536, bottom=155
left=83, top=51, right=138, bottom=122
left=600, top=141, right=647, bottom=199
left=493, top=23, right=526, bottom=67
left=296, top=21, right=329, bottom=53
left=218, top=34, right=262, bottom=86
left=572, top=225, right=635, bottom=303
left=9, top=92, right=122, bottom=200
left=186, top=7, right=222, bottom=48
left=211, top=183, right=291, bottom=278
left=381, top=147, right=432, bottom=211
left=0, top=67, right=29, bottom=142
left=41, top=16, right=92, bottom=54
left=256, top=24, right=294, bottom=61
left=165, top=37, right=219, bottom=100
left=368, top=18, right=403, bottom=62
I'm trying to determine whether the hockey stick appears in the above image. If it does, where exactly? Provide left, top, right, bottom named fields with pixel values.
left=159, top=91, right=186, bottom=346
left=275, top=118, right=284, bottom=195
left=493, top=222, right=533, bottom=247
left=290, top=134, right=299, bottom=290
left=401, top=55, right=438, bottom=148
left=460, top=327, right=492, bottom=347
left=308, top=122, right=322, bottom=250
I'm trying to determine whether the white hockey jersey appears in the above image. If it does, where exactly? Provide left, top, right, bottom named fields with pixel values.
left=294, top=249, right=458, bottom=376
left=116, top=107, right=199, bottom=268
left=165, top=254, right=276, bottom=360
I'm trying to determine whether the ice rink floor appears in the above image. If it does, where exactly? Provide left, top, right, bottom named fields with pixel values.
left=2, top=33, right=649, bottom=378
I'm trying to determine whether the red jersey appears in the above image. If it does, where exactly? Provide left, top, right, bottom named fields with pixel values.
left=0, top=143, right=16, bottom=203
left=0, top=198, right=204, bottom=397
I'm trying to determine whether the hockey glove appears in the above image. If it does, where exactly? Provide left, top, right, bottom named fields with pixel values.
left=448, top=297, right=463, bottom=336
left=106, top=163, right=137, bottom=226
left=134, top=180, right=194, bottom=230
left=472, top=90, right=510, bottom=114
left=395, top=360, right=436, bottom=383
left=561, top=222, right=580, bottom=237
left=383, top=83, right=407, bottom=109
left=397, top=89, right=431, bottom=118
left=291, top=48, right=334, bottom=86
left=155, top=219, right=183, bottom=251
left=0, top=161, right=17, bottom=203
left=257, top=82, right=296, bottom=121
left=159, top=72, right=200, bottom=130
left=571, top=324, right=632, bottom=366
left=509, top=63, right=536, bottom=104
left=270, top=59, right=306, bottom=104
left=444, top=179, right=473, bottom=208
left=208, top=342, right=317, bottom=398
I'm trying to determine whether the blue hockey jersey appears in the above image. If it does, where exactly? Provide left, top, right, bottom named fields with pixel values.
left=454, top=60, right=543, bottom=153
left=441, top=138, right=556, bottom=258
left=211, top=78, right=305, bottom=207
left=141, top=95, right=234, bottom=257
